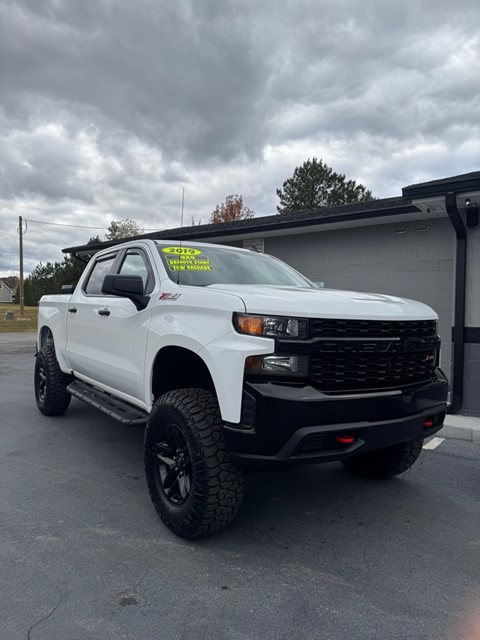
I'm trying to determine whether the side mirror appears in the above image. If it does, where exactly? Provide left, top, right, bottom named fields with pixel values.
left=102, top=275, right=149, bottom=310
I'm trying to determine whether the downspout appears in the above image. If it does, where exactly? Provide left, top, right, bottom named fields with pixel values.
left=445, top=191, right=466, bottom=414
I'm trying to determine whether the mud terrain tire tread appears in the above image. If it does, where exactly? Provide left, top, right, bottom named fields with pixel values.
left=34, top=344, right=72, bottom=416
left=144, top=388, right=244, bottom=539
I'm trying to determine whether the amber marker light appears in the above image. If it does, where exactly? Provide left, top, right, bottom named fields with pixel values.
left=234, top=314, right=264, bottom=336
left=245, top=356, right=263, bottom=372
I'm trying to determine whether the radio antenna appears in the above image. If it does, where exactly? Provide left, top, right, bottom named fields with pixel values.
left=177, top=187, right=185, bottom=285
left=180, top=186, right=185, bottom=230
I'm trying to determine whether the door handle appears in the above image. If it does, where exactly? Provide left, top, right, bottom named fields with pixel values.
left=68, top=307, right=77, bottom=314
left=98, top=307, right=110, bottom=316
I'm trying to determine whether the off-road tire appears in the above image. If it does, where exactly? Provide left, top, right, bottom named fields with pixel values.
left=34, top=344, right=72, bottom=416
left=341, top=440, right=423, bottom=479
left=144, top=389, right=244, bottom=539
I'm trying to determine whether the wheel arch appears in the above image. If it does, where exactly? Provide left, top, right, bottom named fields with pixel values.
left=38, top=326, right=54, bottom=350
left=151, top=346, right=216, bottom=402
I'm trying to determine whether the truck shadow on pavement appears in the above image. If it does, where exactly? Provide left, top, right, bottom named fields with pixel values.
left=52, top=399, right=443, bottom=552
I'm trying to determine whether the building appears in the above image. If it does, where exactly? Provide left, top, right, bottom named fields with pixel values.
left=0, top=281, right=14, bottom=304
left=64, top=171, right=480, bottom=417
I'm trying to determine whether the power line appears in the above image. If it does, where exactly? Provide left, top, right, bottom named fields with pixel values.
left=24, top=218, right=162, bottom=232
left=24, top=218, right=110, bottom=230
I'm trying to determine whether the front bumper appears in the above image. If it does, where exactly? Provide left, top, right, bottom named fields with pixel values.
left=223, top=368, right=448, bottom=469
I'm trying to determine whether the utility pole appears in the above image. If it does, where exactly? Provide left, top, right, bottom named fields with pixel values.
left=19, top=216, right=24, bottom=317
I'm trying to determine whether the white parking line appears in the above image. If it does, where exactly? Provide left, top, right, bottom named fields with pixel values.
left=423, top=437, right=445, bottom=450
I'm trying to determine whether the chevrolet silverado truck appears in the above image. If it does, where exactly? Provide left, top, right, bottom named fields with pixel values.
left=34, top=239, right=448, bottom=538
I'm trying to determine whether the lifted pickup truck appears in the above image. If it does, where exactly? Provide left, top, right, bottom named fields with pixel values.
left=35, top=239, right=448, bottom=538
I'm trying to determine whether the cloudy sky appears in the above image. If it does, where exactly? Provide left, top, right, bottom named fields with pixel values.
left=1, top=0, right=479, bottom=275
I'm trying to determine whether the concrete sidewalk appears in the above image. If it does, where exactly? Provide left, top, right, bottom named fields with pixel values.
left=440, top=414, right=480, bottom=444
left=2, top=330, right=479, bottom=443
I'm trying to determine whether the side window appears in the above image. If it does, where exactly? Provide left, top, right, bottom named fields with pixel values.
left=118, top=250, right=155, bottom=294
left=84, top=254, right=117, bottom=295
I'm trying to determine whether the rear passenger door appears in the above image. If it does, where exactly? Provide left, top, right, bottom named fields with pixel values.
left=65, top=250, right=119, bottom=380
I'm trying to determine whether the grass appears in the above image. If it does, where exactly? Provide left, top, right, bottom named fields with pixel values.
left=0, top=304, right=38, bottom=333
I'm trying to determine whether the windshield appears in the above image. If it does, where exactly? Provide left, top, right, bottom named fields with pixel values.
left=156, top=244, right=313, bottom=288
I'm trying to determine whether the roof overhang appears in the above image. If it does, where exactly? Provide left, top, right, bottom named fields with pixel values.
left=64, top=200, right=421, bottom=256
left=63, top=170, right=480, bottom=257
left=402, top=171, right=480, bottom=200
left=190, top=205, right=440, bottom=244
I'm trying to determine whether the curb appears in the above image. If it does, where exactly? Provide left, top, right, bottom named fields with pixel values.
left=439, top=416, right=480, bottom=444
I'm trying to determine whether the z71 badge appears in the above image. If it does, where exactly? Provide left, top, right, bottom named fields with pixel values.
left=159, top=293, right=181, bottom=301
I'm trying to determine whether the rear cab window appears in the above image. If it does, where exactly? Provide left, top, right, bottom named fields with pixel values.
left=83, top=253, right=118, bottom=295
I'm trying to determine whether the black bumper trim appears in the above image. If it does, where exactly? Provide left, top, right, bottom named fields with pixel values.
left=223, top=371, right=449, bottom=469
left=227, top=407, right=445, bottom=468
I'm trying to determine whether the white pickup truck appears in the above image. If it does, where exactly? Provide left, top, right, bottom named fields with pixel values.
left=35, top=239, right=448, bottom=538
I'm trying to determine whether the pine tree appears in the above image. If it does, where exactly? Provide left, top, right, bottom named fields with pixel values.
left=277, top=158, right=374, bottom=213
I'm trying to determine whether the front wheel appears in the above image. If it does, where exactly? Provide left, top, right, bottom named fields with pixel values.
left=34, top=344, right=72, bottom=416
left=144, top=389, right=244, bottom=539
left=341, top=440, right=423, bottom=479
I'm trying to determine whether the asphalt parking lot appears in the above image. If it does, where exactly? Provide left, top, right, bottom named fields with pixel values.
left=1, top=336, right=480, bottom=640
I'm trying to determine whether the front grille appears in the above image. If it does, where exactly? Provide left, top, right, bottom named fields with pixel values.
left=310, top=350, right=436, bottom=392
left=310, top=319, right=436, bottom=339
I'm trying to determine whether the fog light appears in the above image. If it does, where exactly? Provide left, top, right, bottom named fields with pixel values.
left=262, top=354, right=304, bottom=373
left=245, top=354, right=308, bottom=377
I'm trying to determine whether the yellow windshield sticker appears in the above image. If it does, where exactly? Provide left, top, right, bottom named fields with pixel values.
left=162, top=246, right=202, bottom=256
left=162, top=246, right=213, bottom=271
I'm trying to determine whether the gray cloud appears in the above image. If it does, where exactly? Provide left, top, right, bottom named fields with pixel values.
left=1, top=0, right=479, bottom=274
left=1, top=0, right=269, bottom=162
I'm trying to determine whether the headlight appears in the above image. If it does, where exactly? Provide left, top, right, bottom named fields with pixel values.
left=245, top=354, right=309, bottom=377
left=233, top=313, right=308, bottom=339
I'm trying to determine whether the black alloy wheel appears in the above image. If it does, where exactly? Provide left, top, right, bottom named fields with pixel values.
left=144, top=388, right=244, bottom=539
left=155, top=423, right=193, bottom=505
left=36, top=357, right=47, bottom=404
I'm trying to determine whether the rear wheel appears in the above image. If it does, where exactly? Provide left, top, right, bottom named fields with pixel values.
left=144, top=389, right=244, bottom=539
left=34, top=344, right=72, bottom=416
left=341, top=440, right=423, bottom=479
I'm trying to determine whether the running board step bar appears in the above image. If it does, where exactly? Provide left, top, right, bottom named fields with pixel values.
left=67, top=380, right=148, bottom=426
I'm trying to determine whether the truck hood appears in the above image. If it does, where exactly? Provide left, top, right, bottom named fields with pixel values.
left=207, top=285, right=437, bottom=320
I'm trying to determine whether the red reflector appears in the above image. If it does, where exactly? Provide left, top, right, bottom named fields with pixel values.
left=336, top=434, right=355, bottom=445
left=423, top=419, right=433, bottom=428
